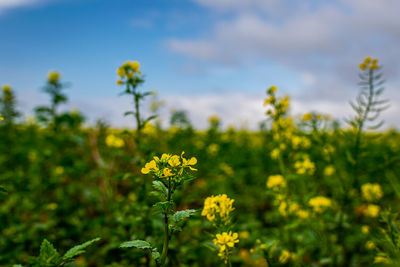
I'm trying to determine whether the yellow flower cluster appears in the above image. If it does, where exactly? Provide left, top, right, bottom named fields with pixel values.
left=302, top=112, right=322, bottom=121
left=105, top=134, right=124, bottom=148
left=202, top=194, right=234, bottom=223
left=264, top=86, right=290, bottom=117
left=324, top=165, right=336, bottom=176
left=277, top=201, right=309, bottom=219
left=48, top=71, right=61, bottom=84
left=0, top=114, right=3, bottom=121
left=361, top=183, right=383, bottom=202
left=294, top=155, right=315, bottom=175
left=279, top=250, right=297, bottom=264
left=266, top=175, right=286, bottom=191
left=359, top=57, right=379, bottom=70
left=309, top=196, right=332, bottom=213
left=292, top=135, right=311, bottom=150
left=116, top=60, right=141, bottom=85
left=213, top=231, right=239, bottom=263
left=141, top=152, right=197, bottom=179
left=2, top=84, right=11, bottom=93
left=363, top=204, right=380, bottom=218
left=208, top=115, right=220, bottom=125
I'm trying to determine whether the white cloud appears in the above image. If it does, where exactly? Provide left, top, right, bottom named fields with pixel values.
left=0, top=0, right=41, bottom=14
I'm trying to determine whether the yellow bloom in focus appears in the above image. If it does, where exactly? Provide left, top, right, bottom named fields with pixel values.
left=181, top=151, right=197, bottom=171
left=141, top=160, right=159, bottom=174
left=302, top=113, right=313, bottom=121
left=213, top=232, right=239, bottom=263
left=2, top=84, right=11, bottom=93
left=48, top=71, right=61, bottom=83
left=266, top=175, right=286, bottom=191
left=162, top=168, right=174, bottom=178
left=364, top=204, right=380, bottom=218
left=202, top=194, right=234, bottom=222
left=309, top=196, right=332, bottom=213
left=105, top=134, right=124, bottom=148
left=279, top=250, right=290, bottom=264
left=168, top=155, right=181, bottom=167
left=361, top=183, right=383, bottom=202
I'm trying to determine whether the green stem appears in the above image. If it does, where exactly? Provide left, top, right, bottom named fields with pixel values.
left=160, top=178, right=172, bottom=265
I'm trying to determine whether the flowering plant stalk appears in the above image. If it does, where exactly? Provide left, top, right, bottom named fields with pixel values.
left=116, top=61, right=156, bottom=145
left=120, top=152, right=198, bottom=266
left=202, top=194, right=239, bottom=266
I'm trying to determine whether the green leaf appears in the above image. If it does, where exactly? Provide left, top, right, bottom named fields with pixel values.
left=0, top=185, right=7, bottom=194
left=39, top=239, right=61, bottom=264
left=62, top=238, right=100, bottom=261
left=151, top=248, right=160, bottom=260
left=153, top=201, right=174, bottom=212
left=124, top=111, right=135, bottom=117
left=152, top=181, right=168, bottom=197
left=120, top=240, right=152, bottom=249
left=172, top=209, right=197, bottom=224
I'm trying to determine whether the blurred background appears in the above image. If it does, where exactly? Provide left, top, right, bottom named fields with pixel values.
left=0, top=0, right=399, bottom=129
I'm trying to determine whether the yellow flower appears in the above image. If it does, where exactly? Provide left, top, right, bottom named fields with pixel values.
left=117, top=67, right=126, bottom=77
left=361, top=183, right=383, bottom=202
left=2, top=84, right=11, bottom=93
left=365, top=241, right=375, bottom=250
left=141, top=160, right=159, bottom=174
left=296, top=209, right=309, bottom=220
left=162, top=168, right=174, bottom=178
left=364, top=57, right=372, bottom=64
left=202, top=194, right=234, bottom=222
left=361, top=225, right=370, bottom=234
left=116, top=80, right=124, bottom=85
left=48, top=71, right=60, bottom=83
left=374, top=255, right=390, bottom=264
left=309, top=196, right=332, bottom=213
left=270, top=148, right=280, bottom=160
left=130, top=61, right=140, bottom=72
left=279, top=250, right=290, bottom=264
left=364, top=204, right=380, bottom=218
left=324, top=165, right=335, bottom=176
left=239, top=231, right=250, bottom=239
left=0, top=114, right=3, bottom=121
left=181, top=151, right=197, bottom=171
left=213, top=232, right=239, bottom=263
left=105, top=134, right=124, bottom=148
left=266, top=175, right=286, bottom=191
left=302, top=113, right=313, bottom=121
left=267, top=85, right=277, bottom=94
left=208, top=115, right=220, bottom=125
left=294, top=156, right=315, bottom=175
left=168, top=155, right=181, bottom=167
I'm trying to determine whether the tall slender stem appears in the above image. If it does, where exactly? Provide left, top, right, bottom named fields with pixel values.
left=160, top=178, right=172, bottom=265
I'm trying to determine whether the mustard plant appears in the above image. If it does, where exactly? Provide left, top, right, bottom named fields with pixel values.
left=120, top=152, right=198, bottom=266
left=116, top=61, right=156, bottom=144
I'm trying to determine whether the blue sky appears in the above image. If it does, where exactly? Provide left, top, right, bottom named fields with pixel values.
left=1, top=0, right=399, bottom=128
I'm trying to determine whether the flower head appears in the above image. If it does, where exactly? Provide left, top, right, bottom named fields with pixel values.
left=266, top=175, right=286, bottom=191
left=213, top=231, right=239, bottom=263
left=360, top=57, right=379, bottom=70
left=361, top=183, right=383, bottom=202
left=202, top=194, right=234, bottom=223
left=48, top=71, right=61, bottom=84
left=309, top=196, right=332, bottom=213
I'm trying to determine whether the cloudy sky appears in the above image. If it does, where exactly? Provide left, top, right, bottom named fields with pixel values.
left=0, top=0, right=399, bottom=129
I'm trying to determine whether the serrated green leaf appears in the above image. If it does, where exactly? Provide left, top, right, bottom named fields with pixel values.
left=120, top=240, right=152, bottom=249
left=172, top=209, right=197, bottom=224
left=153, top=201, right=174, bottom=212
left=39, top=239, right=61, bottom=264
left=151, top=248, right=160, bottom=260
left=152, top=181, right=168, bottom=197
left=62, top=238, right=100, bottom=261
